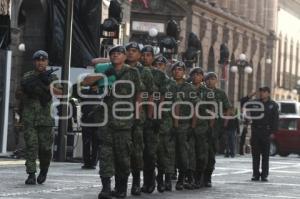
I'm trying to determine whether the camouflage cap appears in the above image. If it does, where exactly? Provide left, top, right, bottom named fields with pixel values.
left=189, top=67, right=204, bottom=77
left=205, top=72, right=218, bottom=81
left=141, top=45, right=154, bottom=55
left=109, top=45, right=126, bottom=56
left=125, top=42, right=142, bottom=51
left=171, top=61, right=186, bottom=71
left=259, top=86, right=271, bottom=93
left=153, top=55, right=168, bottom=65
left=32, top=50, right=48, bottom=60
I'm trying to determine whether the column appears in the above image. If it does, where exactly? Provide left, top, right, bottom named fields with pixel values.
left=256, top=0, right=265, bottom=26
left=265, top=0, right=278, bottom=31
left=239, top=0, right=248, bottom=19
left=229, top=0, right=239, bottom=15
left=248, top=0, right=257, bottom=23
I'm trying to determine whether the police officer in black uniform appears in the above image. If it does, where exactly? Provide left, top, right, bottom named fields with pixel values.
left=240, top=86, right=279, bottom=182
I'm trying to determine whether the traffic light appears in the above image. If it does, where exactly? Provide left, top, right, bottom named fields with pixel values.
left=100, top=0, right=123, bottom=38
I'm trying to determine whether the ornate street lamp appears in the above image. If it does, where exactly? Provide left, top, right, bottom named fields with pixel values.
left=148, top=28, right=160, bottom=55
left=230, top=53, right=253, bottom=98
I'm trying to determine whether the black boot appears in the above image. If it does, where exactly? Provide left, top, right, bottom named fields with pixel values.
left=171, top=169, right=177, bottom=180
left=165, top=173, right=172, bottom=191
left=203, top=172, right=212, bottom=187
left=112, top=176, right=121, bottom=197
left=141, top=171, right=148, bottom=193
left=98, top=177, right=112, bottom=199
left=175, top=171, right=184, bottom=191
left=25, top=173, right=36, bottom=185
left=147, top=170, right=156, bottom=193
left=114, top=176, right=128, bottom=198
left=156, top=171, right=165, bottom=193
left=194, top=172, right=202, bottom=189
left=131, top=171, right=141, bottom=196
left=37, top=169, right=48, bottom=184
left=184, top=170, right=195, bottom=190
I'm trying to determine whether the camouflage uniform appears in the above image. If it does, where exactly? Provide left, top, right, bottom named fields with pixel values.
left=131, top=62, right=153, bottom=172
left=174, top=81, right=198, bottom=188
left=194, top=84, right=210, bottom=186
left=204, top=87, right=230, bottom=185
left=98, top=64, right=142, bottom=178
left=142, top=66, right=167, bottom=192
left=21, top=70, right=57, bottom=174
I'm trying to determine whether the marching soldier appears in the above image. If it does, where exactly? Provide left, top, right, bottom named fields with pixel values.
left=171, top=61, right=197, bottom=190
left=153, top=55, right=177, bottom=192
left=140, top=45, right=167, bottom=193
left=83, top=45, right=143, bottom=199
left=125, top=42, right=154, bottom=195
left=204, top=72, right=230, bottom=187
left=241, top=87, right=279, bottom=182
left=189, top=67, right=210, bottom=188
left=20, top=50, right=62, bottom=185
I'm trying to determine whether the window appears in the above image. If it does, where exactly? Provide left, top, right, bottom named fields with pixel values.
left=280, top=103, right=297, bottom=114
left=279, top=119, right=297, bottom=131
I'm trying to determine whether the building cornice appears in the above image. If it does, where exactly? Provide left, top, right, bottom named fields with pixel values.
left=193, top=0, right=270, bottom=37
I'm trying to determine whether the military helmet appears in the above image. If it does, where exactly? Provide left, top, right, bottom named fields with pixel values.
left=189, top=67, right=204, bottom=77
left=109, top=45, right=126, bottom=56
left=125, top=42, right=142, bottom=52
left=153, top=55, right=168, bottom=65
left=171, top=61, right=186, bottom=71
left=205, top=72, right=218, bottom=81
left=32, top=50, right=48, bottom=60
left=141, top=45, right=154, bottom=55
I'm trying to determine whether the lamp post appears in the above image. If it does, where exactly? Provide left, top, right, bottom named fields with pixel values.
left=148, top=28, right=160, bottom=55
left=230, top=53, right=253, bottom=99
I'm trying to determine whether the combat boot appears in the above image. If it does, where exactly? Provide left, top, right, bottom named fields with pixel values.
left=112, top=176, right=121, bottom=197
left=175, top=171, right=184, bottom=191
left=194, top=172, right=202, bottom=189
left=165, top=173, right=172, bottom=191
left=156, top=170, right=165, bottom=193
left=184, top=170, right=195, bottom=190
left=114, top=176, right=128, bottom=198
left=141, top=171, right=149, bottom=193
left=131, top=171, right=141, bottom=196
left=203, top=172, right=212, bottom=187
left=98, top=177, right=112, bottom=199
left=25, top=173, right=36, bottom=185
left=37, top=169, right=48, bottom=184
left=147, top=170, right=156, bottom=193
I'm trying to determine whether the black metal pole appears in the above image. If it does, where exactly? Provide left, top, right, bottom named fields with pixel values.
left=57, top=0, right=74, bottom=162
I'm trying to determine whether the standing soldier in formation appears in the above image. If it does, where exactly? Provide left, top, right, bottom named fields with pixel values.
left=241, top=87, right=279, bottom=182
left=20, top=50, right=62, bottom=185
left=189, top=67, right=210, bottom=188
left=153, top=55, right=177, bottom=192
left=171, top=61, right=197, bottom=190
left=125, top=42, right=154, bottom=195
left=83, top=46, right=142, bottom=199
left=140, top=45, right=166, bottom=193
left=204, top=72, right=230, bottom=187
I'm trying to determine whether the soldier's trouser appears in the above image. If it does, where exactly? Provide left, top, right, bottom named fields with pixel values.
left=205, top=131, right=217, bottom=175
left=99, top=126, right=132, bottom=178
left=157, top=120, right=175, bottom=174
left=143, top=125, right=159, bottom=173
left=82, top=127, right=99, bottom=166
left=251, top=130, right=270, bottom=178
left=194, top=126, right=209, bottom=173
left=131, top=124, right=144, bottom=172
left=176, top=124, right=196, bottom=172
left=24, top=125, right=53, bottom=174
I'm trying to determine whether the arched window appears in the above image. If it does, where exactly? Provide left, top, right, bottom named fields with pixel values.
left=207, top=46, right=215, bottom=72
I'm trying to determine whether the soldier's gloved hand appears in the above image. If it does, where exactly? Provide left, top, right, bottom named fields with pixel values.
left=104, top=68, right=116, bottom=78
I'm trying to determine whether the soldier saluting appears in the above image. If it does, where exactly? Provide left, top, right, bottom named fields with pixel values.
left=20, top=50, right=62, bottom=185
left=241, top=87, right=279, bottom=182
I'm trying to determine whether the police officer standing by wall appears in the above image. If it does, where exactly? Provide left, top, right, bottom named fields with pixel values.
left=20, top=50, right=62, bottom=185
left=241, top=87, right=279, bottom=182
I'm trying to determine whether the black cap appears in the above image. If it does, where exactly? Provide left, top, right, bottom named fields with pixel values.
left=189, top=67, right=204, bottom=77
left=109, top=45, right=126, bottom=56
left=32, top=50, right=48, bottom=60
left=259, top=86, right=271, bottom=93
left=171, top=61, right=186, bottom=71
left=205, top=72, right=218, bottom=81
left=141, top=45, right=154, bottom=55
left=125, top=42, right=142, bottom=51
left=154, top=55, right=168, bottom=65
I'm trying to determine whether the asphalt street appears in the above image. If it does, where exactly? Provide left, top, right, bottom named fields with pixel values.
left=1, top=155, right=300, bottom=199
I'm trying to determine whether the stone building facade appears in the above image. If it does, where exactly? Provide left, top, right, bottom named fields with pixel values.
left=129, top=0, right=278, bottom=104
left=273, top=0, right=300, bottom=101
